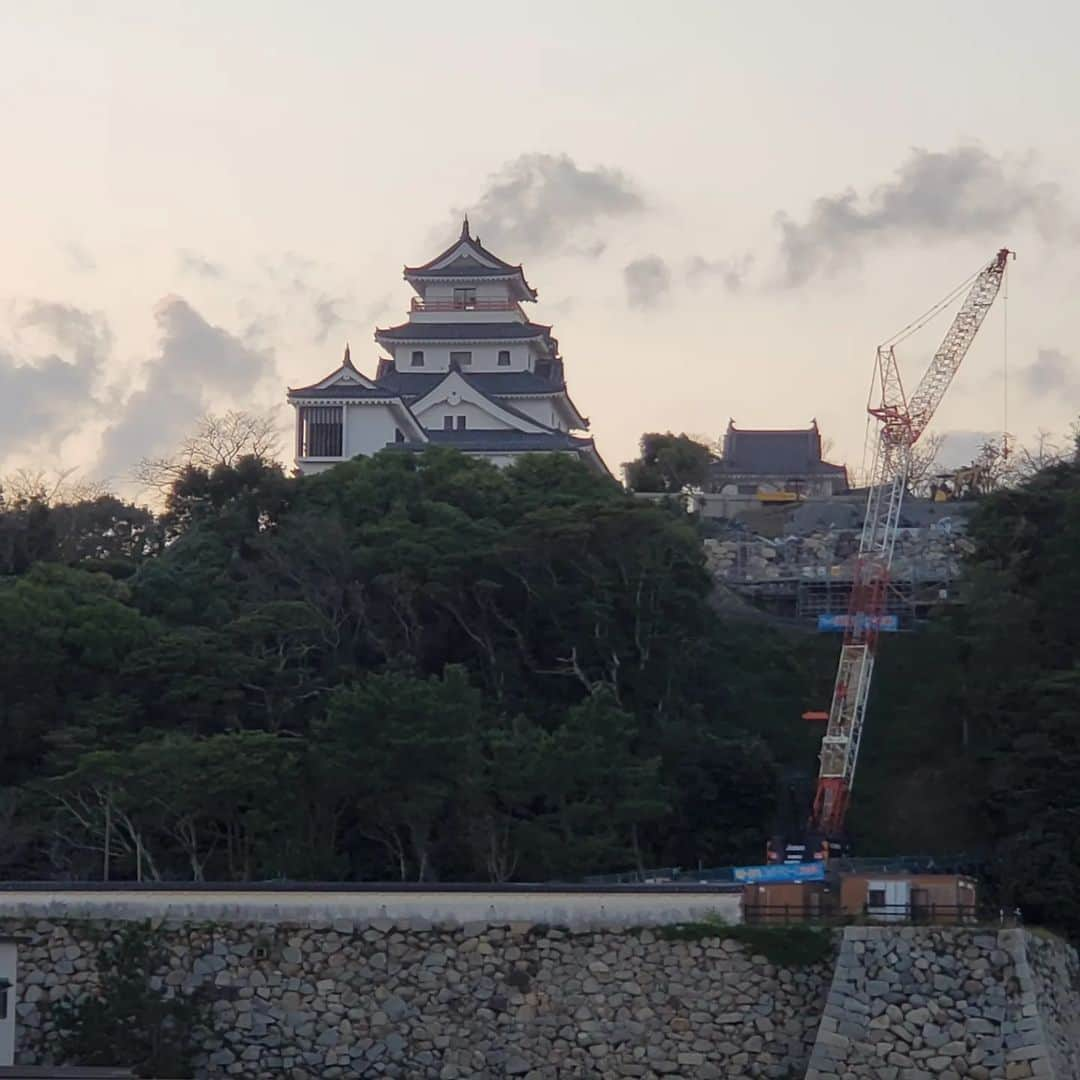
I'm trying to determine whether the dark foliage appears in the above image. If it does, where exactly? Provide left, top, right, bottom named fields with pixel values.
left=848, top=450, right=1080, bottom=937
left=8, top=440, right=1077, bottom=923
left=0, top=449, right=794, bottom=883
left=52, top=922, right=210, bottom=1077
left=622, top=432, right=714, bottom=493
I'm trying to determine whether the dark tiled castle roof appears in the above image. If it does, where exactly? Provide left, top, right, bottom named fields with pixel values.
left=374, top=321, right=552, bottom=342
left=715, top=424, right=847, bottom=477
left=373, top=369, right=565, bottom=398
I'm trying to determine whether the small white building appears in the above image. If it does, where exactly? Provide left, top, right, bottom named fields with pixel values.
left=0, top=938, right=16, bottom=1067
left=288, top=219, right=608, bottom=476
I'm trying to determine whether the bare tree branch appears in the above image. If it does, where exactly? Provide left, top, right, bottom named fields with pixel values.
left=133, top=409, right=284, bottom=498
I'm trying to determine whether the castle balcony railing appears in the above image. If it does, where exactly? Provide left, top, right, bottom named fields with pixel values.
left=410, top=297, right=522, bottom=314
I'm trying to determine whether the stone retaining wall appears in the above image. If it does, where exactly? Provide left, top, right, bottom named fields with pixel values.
left=7, top=918, right=832, bottom=1079
left=806, top=926, right=1080, bottom=1079
left=10, top=915, right=1080, bottom=1079
left=1026, top=931, right=1080, bottom=1079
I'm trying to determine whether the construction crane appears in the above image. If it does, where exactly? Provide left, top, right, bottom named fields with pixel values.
left=773, top=247, right=1013, bottom=864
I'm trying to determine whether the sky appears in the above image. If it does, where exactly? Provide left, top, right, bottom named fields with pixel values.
left=1, top=0, right=1078, bottom=493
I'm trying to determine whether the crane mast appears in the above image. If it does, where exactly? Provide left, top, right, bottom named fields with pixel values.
left=806, top=248, right=1013, bottom=851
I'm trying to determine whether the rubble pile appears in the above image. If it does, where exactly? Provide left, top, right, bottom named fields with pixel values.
left=704, top=523, right=975, bottom=584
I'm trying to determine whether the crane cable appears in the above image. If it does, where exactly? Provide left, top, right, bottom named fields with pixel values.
left=878, top=263, right=984, bottom=350
left=859, top=252, right=999, bottom=485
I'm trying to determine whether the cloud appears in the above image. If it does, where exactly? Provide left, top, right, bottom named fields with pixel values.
left=312, top=295, right=343, bottom=344
left=96, top=296, right=275, bottom=479
left=259, top=252, right=320, bottom=295
left=935, top=430, right=1002, bottom=470
left=0, top=302, right=110, bottom=459
left=775, top=145, right=1070, bottom=286
left=1022, top=347, right=1077, bottom=399
left=624, top=256, right=671, bottom=309
left=20, top=301, right=114, bottom=364
left=178, top=250, right=225, bottom=279
left=685, top=253, right=754, bottom=292
left=458, top=153, right=645, bottom=256
left=64, top=242, right=96, bottom=274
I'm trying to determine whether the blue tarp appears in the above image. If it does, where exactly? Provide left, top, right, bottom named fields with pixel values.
left=817, top=613, right=899, bottom=633
left=732, top=862, right=827, bottom=884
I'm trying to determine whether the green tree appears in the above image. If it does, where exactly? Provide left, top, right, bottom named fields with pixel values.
left=53, top=921, right=210, bottom=1078
left=3, top=448, right=790, bottom=883
left=47, top=732, right=304, bottom=881
left=315, top=666, right=484, bottom=880
left=0, top=565, right=153, bottom=786
left=536, top=690, right=668, bottom=877
left=623, top=432, right=714, bottom=493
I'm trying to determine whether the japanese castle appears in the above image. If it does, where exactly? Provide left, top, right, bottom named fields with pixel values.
left=288, top=219, right=607, bottom=475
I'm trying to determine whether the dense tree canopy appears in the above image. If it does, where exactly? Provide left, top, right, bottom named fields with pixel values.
left=0, top=449, right=789, bottom=883
left=622, top=432, right=714, bottom=493
left=5, top=438, right=1080, bottom=936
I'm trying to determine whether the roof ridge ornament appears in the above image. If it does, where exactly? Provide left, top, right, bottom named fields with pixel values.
left=343, top=341, right=354, bottom=369
left=461, top=214, right=470, bottom=239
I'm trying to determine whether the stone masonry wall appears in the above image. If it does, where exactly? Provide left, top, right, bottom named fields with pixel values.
left=7, top=917, right=833, bottom=1079
left=1025, top=931, right=1080, bottom=1080
left=806, top=926, right=1080, bottom=1079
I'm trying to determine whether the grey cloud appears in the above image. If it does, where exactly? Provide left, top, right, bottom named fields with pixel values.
left=935, top=430, right=1003, bottom=470
left=685, top=253, right=754, bottom=292
left=19, top=301, right=114, bottom=365
left=96, top=296, right=275, bottom=479
left=459, top=153, right=645, bottom=255
left=312, top=295, right=343, bottom=345
left=179, top=250, right=225, bottom=279
left=0, top=353, right=98, bottom=454
left=0, top=303, right=110, bottom=457
left=624, top=255, right=671, bottom=309
left=564, top=239, right=608, bottom=258
left=1023, top=348, right=1077, bottom=399
left=776, top=146, right=1070, bottom=286
left=312, top=293, right=393, bottom=348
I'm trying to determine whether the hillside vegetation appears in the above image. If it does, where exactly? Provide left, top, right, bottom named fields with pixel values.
left=0, top=451, right=798, bottom=883
left=1, top=445, right=1078, bottom=937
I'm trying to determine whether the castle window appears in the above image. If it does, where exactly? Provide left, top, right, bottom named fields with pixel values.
left=298, top=405, right=343, bottom=457
left=498, top=350, right=511, bottom=366
left=443, top=416, right=454, bottom=430
left=456, top=415, right=466, bottom=430
left=411, top=350, right=424, bottom=367
left=453, top=287, right=477, bottom=309
left=450, top=350, right=472, bottom=366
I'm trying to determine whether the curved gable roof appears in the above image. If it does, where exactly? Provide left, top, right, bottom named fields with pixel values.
left=374, top=322, right=555, bottom=354
left=403, top=219, right=537, bottom=300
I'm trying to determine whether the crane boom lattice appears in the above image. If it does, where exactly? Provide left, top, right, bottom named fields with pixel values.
left=807, top=247, right=1012, bottom=846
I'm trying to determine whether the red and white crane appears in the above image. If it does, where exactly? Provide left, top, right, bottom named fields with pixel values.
left=791, top=248, right=1013, bottom=859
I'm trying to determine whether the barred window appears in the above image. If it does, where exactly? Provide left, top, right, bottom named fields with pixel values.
left=298, top=405, right=343, bottom=457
